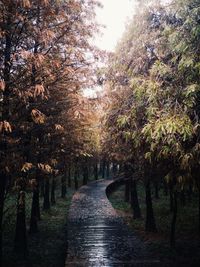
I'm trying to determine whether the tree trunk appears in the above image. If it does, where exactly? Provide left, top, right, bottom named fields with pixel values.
left=124, top=179, right=130, bottom=203
left=94, top=162, right=98, bottom=180
left=0, top=174, right=6, bottom=266
left=119, top=163, right=123, bottom=173
left=82, top=163, right=88, bottom=185
left=163, top=180, right=168, bottom=196
left=106, top=162, right=110, bottom=178
left=61, top=173, right=67, bottom=198
left=51, top=176, right=56, bottom=205
left=29, top=183, right=40, bottom=234
left=198, top=188, right=200, bottom=235
left=187, top=183, right=192, bottom=203
left=34, top=172, right=41, bottom=220
left=131, top=179, right=141, bottom=219
left=68, top=165, right=71, bottom=187
left=154, top=181, right=159, bottom=199
left=102, top=160, right=106, bottom=179
left=43, top=177, right=50, bottom=210
left=180, top=190, right=186, bottom=207
left=112, top=163, right=118, bottom=177
left=169, top=183, right=174, bottom=212
left=145, top=180, right=157, bottom=232
left=40, top=179, right=45, bottom=198
left=74, top=167, right=79, bottom=190
left=14, top=191, right=28, bottom=257
left=170, top=191, right=178, bottom=248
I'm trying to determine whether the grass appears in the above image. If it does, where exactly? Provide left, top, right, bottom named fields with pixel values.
left=2, top=185, right=74, bottom=267
left=109, top=183, right=200, bottom=266
left=2, top=173, right=98, bottom=267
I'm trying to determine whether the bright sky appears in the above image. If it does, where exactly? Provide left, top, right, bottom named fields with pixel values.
left=85, top=0, right=169, bottom=97
left=84, top=0, right=136, bottom=97
left=94, top=0, right=137, bottom=52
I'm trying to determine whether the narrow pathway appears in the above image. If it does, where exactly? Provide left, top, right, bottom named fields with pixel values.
left=65, top=180, right=160, bottom=267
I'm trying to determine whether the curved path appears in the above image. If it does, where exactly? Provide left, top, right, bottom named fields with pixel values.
left=65, top=180, right=160, bottom=267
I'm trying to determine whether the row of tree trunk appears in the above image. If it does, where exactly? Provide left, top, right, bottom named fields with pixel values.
left=123, top=170, right=200, bottom=248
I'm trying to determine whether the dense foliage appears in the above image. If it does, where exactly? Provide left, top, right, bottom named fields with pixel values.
left=0, top=0, right=102, bottom=264
left=103, top=0, right=200, bottom=247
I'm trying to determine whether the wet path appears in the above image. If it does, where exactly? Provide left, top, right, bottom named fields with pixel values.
left=65, top=180, right=160, bottom=267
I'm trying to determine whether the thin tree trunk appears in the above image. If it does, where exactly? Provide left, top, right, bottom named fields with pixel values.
left=74, top=166, right=79, bottom=190
left=40, top=179, right=45, bottom=198
left=99, top=161, right=103, bottom=177
left=169, top=184, right=174, bottom=212
left=29, top=182, right=40, bottom=234
left=145, top=180, right=157, bottom=232
left=51, top=176, right=56, bottom=205
left=187, top=183, right=192, bottom=203
left=43, top=177, right=50, bottom=210
left=35, top=181, right=41, bottom=220
left=82, top=163, right=88, bottom=185
left=124, top=179, right=130, bottom=202
left=94, top=162, right=98, bottom=180
left=14, top=191, right=28, bottom=257
left=170, top=191, right=178, bottom=248
left=0, top=174, right=6, bottom=266
left=180, top=190, right=186, bottom=207
left=68, top=165, right=71, bottom=187
left=112, top=163, right=118, bottom=177
left=102, top=160, right=106, bottom=179
left=119, top=163, right=123, bottom=173
left=163, top=180, right=168, bottom=196
left=154, top=181, right=159, bottom=199
left=61, top=172, right=67, bottom=198
left=106, top=162, right=110, bottom=178
left=198, top=188, right=200, bottom=235
left=131, top=179, right=141, bottom=219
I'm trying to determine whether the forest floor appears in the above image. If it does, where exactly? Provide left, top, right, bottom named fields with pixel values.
left=109, top=184, right=200, bottom=267
left=2, top=186, right=74, bottom=267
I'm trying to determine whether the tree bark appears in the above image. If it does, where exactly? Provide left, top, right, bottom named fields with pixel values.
left=145, top=180, right=157, bottom=232
left=180, top=190, right=186, bottom=207
left=29, top=192, right=38, bottom=233
left=187, top=183, right=192, bottom=203
left=170, top=191, right=178, bottom=248
left=112, top=163, right=118, bottom=177
left=40, top=179, right=45, bottom=198
left=68, top=165, right=71, bottom=187
left=82, top=162, right=88, bottom=185
left=94, top=162, right=98, bottom=180
left=169, top=183, right=174, bottom=212
left=29, top=182, right=40, bottom=234
left=51, top=176, right=56, bottom=205
left=102, top=160, right=106, bottom=179
left=43, top=177, right=50, bottom=210
left=154, top=181, right=159, bottom=199
left=74, top=166, right=79, bottom=190
left=61, top=172, right=67, bottom=198
left=131, top=179, right=141, bottom=219
left=106, top=162, right=110, bottom=178
left=124, top=179, right=130, bottom=203
left=198, top=188, right=200, bottom=235
left=163, top=180, right=168, bottom=196
left=0, top=174, right=6, bottom=266
left=14, top=191, right=28, bottom=257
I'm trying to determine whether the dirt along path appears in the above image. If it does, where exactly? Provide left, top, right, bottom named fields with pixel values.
left=65, top=179, right=160, bottom=267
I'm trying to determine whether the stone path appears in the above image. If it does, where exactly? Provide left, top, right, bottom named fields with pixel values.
left=65, top=179, right=160, bottom=267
